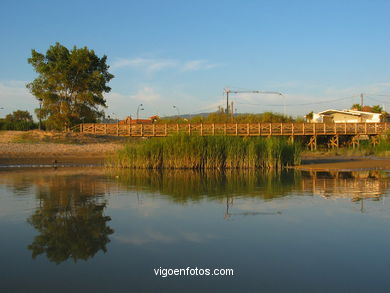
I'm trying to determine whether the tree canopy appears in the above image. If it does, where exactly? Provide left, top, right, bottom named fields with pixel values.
left=0, top=110, right=36, bottom=130
left=27, top=42, right=114, bottom=129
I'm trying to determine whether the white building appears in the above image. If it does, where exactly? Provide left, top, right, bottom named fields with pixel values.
left=310, top=109, right=383, bottom=123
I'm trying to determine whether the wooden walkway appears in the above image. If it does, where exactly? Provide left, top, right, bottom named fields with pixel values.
left=77, top=122, right=390, bottom=137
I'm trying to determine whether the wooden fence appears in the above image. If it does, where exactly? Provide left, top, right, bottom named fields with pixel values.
left=76, top=122, right=390, bottom=137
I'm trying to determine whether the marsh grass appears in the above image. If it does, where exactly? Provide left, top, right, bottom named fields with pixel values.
left=108, top=134, right=301, bottom=169
left=311, top=135, right=390, bottom=157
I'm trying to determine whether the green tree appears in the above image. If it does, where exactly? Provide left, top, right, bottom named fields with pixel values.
left=371, top=105, right=383, bottom=113
left=351, top=104, right=362, bottom=111
left=1, top=110, right=36, bottom=130
left=27, top=42, right=114, bottom=130
left=5, top=110, right=33, bottom=122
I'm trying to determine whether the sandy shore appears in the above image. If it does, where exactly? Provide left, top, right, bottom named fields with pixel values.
left=298, top=156, right=390, bottom=171
left=0, top=131, right=389, bottom=169
left=1, top=143, right=389, bottom=170
left=0, top=143, right=121, bottom=166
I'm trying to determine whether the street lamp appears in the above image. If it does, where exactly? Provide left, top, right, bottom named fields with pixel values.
left=173, top=105, right=180, bottom=117
left=137, top=104, right=144, bottom=120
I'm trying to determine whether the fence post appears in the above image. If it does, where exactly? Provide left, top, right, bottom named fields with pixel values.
left=247, top=123, right=250, bottom=136
left=212, top=123, right=215, bottom=135
left=235, top=123, right=238, bottom=136
left=188, top=124, right=191, bottom=135
left=200, top=123, right=203, bottom=136
left=141, top=124, right=144, bottom=137
left=165, top=124, right=167, bottom=136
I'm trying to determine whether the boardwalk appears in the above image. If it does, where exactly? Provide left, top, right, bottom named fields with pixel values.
left=78, top=122, right=390, bottom=137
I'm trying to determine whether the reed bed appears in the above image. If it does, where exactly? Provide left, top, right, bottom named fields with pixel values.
left=107, top=134, right=301, bottom=169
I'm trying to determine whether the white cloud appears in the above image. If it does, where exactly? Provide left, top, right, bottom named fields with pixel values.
left=181, top=60, right=218, bottom=71
left=112, top=57, right=177, bottom=72
left=131, top=86, right=161, bottom=102
left=112, top=57, right=218, bottom=73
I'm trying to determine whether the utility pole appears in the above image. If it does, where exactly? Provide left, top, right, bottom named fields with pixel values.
left=231, top=101, right=234, bottom=122
left=360, top=93, right=364, bottom=108
left=225, top=89, right=230, bottom=114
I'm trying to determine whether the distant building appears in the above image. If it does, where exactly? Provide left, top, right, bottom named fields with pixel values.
left=119, top=115, right=159, bottom=125
left=310, top=109, right=383, bottom=123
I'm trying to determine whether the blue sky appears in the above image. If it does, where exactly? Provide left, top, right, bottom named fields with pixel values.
left=1, top=0, right=390, bottom=119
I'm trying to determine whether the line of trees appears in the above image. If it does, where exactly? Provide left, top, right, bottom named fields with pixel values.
left=0, top=110, right=37, bottom=130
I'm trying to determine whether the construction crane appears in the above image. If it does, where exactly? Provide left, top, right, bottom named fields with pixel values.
left=224, top=88, right=284, bottom=114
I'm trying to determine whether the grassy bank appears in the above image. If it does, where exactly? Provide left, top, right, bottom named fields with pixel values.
left=107, top=134, right=301, bottom=169
left=304, top=135, right=390, bottom=157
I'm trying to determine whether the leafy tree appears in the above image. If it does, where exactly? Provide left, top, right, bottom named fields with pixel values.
left=305, top=111, right=314, bottom=122
left=351, top=104, right=362, bottom=111
left=5, top=110, right=33, bottom=122
left=371, top=105, right=383, bottom=113
left=1, top=110, right=36, bottom=130
left=27, top=42, right=114, bottom=130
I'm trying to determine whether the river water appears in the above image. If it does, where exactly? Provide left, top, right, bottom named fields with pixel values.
left=0, top=167, right=390, bottom=293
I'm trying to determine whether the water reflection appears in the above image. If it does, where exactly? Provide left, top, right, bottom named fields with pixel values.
left=109, top=169, right=301, bottom=201
left=110, top=169, right=390, bottom=203
left=1, top=170, right=115, bottom=264
left=300, top=170, right=389, bottom=200
left=0, top=168, right=389, bottom=264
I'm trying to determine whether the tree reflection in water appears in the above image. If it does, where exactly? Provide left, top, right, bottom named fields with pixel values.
left=27, top=174, right=114, bottom=264
left=9, top=167, right=389, bottom=263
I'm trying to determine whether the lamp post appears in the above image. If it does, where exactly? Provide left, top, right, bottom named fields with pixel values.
left=173, top=105, right=180, bottom=117
left=137, top=104, right=144, bottom=120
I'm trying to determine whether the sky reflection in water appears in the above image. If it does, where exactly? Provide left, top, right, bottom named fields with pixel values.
left=0, top=168, right=389, bottom=293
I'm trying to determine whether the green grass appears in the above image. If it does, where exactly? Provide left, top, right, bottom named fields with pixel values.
left=305, top=135, right=390, bottom=157
left=107, top=134, right=302, bottom=169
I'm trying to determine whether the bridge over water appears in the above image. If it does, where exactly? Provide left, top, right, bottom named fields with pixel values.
left=76, top=122, right=390, bottom=149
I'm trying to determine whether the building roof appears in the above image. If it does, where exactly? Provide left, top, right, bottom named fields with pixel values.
left=317, top=109, right=380, bottom=116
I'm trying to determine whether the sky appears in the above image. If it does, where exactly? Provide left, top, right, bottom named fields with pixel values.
left=1, top=0, right=390, bottom=119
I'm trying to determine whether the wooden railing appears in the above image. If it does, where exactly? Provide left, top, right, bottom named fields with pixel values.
left=76, top=122, right=390, bottom=137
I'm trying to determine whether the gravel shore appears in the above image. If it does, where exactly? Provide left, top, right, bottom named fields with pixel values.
left=0, top=143, right=122, bottom=166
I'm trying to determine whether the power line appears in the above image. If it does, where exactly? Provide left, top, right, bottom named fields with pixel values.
left=235, top=95, right=356, bottom=107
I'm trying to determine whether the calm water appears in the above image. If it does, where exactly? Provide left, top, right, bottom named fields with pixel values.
left=1, top=167, right=390, bottom=293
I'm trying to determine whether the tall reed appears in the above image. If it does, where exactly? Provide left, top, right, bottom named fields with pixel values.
left=108, top=134, right=301, bottom=170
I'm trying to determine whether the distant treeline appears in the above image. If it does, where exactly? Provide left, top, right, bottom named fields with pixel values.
left=156, top=112, right=304, bottom=124
left=0, top=110, right=37, bottom=131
